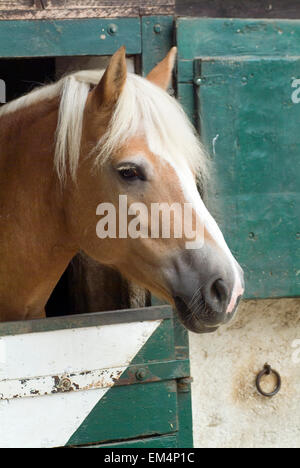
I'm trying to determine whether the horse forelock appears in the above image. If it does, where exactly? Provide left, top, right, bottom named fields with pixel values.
left=99, top=76, right=208, bottom=170
left=0, top=69, right=209, bottom=187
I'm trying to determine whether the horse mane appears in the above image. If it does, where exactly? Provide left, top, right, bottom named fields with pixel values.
left=0, top=69, right=209, bottom=186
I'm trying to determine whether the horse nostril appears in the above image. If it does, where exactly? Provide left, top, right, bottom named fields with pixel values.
left=210, top=278, right=229, bottom=304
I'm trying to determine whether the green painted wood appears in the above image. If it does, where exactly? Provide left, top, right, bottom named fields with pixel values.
left=117, top=359, right=190, bottom=387
left=125, top=317, right=175, bottom=364
left=86, top=434, right=178, bottom=448
left=173, top=315, right=190, bottom=362
left=141, top=16, right=174, bottom=76
left=0, top=19, right=141, bottom=58
left=177, top=18, right=300, bottom=299
left=177, top=82, right=196, bottom=123
left=66, top=380, right=178, bottom=447
left=64, top=317, right=192, bottom=448
left=0, top=305, right=173, bottom=337
left=177, top=17, right=300, bottom=90
left=177, top=380, right=194, bottom=448
left=196, top=57, right=300, bottom=298
left=177, top=18, right=300, bottom=73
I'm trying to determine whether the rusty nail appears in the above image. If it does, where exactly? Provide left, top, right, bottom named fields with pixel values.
left=59, top=378, right=72, bottom=391
left=177, top=377, right=193, bottom=393
left=136, top=368, right=147, bottom=381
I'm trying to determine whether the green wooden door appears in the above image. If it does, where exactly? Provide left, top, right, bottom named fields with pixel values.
left=65, top=307, right=192, bottom=448
left=0, top=306, right=193, bottom=448
left=177, top=18, right=300, bottom=299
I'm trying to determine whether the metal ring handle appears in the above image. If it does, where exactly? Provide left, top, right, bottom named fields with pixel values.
left=256, top=363, right=281, bottom=397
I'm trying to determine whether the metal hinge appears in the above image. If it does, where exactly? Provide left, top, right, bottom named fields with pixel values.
left=177, top=376, right=193, bottom=393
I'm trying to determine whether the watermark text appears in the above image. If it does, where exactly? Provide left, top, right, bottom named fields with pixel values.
left=96, top=195, right=205, bottom=250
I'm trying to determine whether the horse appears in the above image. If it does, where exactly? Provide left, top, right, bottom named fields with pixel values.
left=0, top=46, right=244, bottom=332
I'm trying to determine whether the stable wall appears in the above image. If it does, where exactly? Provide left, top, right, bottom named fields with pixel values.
left=190, top=297, right=300, bottom=448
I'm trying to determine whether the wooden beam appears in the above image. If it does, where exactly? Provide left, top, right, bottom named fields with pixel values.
left=0, top=1, right=175, bottom=19
left=176, top=0, right=300, bottom=19
left=0, top=18, right=142, bottom=57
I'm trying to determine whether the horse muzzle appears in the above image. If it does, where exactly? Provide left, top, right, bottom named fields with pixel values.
left=173, top=288, right=243, bottom=334
left=166, top=248, right=244, bottom=334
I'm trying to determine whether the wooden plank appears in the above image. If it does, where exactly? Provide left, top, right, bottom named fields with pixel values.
left=140, top=4, right=174, bottom=15
left=0, top=0, right=175, bottom=19
left=0, top=305, right=173, bottom=336
left=176, top=0, right=300, bottom=19
left=0, top=8, right=140, bottom=19
left=177, top=17, right=300, bottom=87
left=196, top=57, right=300, bottom=298
left=177, top=18, right=300, bottom=63
left=177, top=83, right=195, bottom=122
left=43, top=0, right=174, bottom=9
left=141, top=15, right=174, bottom=75
left=0, top=18, right=141, bottom=57
left=0, top=358, right=189, bottom=400
left=126, top=316, right=176, bottom=363
left=92, top=434, right=178, bottom=448
left=0, top=0, right=33, bottom=8
left=117, top=359, right=190, bottom=387
left=177, top=377, right=193, bottom=447
left=66, top=380, right=178, bottom=446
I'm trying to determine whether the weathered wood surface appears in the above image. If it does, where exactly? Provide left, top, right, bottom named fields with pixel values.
left=177, top=18, right=300, bottom=299
left=0, top=0, right=175, bottom=19
left=176, top=0, right=300, bottom=19
left=1, top=0, right=300, bottom=20
left=0, top=309, right=193, bottom=448
left=0, top=18, right=142, bottom=57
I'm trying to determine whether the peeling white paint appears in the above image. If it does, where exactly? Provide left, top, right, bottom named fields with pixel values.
left=0, top=319, right=161, bottom=448
left=212, top=134, right=219, bottom=157
left=0, top=367, right=125, bottom=400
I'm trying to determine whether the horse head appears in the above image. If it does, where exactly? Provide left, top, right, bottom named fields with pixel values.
left=61, top=47, right=244, bottom=333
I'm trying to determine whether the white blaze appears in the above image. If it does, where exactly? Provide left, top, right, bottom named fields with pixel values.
left=173, top=163, right=244, bottom=313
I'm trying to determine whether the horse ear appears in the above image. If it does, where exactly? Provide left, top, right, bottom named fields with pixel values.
left=146, top=47, right=177, bottom=90
left=93, top=46, right=127, bottom=107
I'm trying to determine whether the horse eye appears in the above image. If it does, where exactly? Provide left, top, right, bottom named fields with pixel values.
left=118, top=166, right=145, bottom=181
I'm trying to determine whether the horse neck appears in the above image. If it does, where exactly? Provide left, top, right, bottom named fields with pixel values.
left=0, top=98, right=78, bottom=321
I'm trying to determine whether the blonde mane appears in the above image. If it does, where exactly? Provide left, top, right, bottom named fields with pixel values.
left=0, top=69, right=208, bottom=184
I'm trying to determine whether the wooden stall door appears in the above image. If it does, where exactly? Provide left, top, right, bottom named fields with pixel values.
left=177, top=18, right=300, bottom=299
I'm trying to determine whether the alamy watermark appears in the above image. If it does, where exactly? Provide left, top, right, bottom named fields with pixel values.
left=0, top=79, right=6, bottom=104
left=96, top=195, right=205, bottom=250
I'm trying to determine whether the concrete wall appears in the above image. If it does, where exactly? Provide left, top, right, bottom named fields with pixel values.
left=190, top=298, right=300, bottom=448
